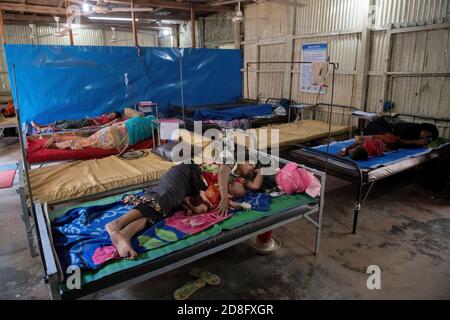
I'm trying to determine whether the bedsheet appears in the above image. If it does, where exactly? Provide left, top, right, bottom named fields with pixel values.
left=193, top=104, right=273, bottom=121
left=313, top=139, right=450, bottom=170
left=50, top=192, right=314, bottom=288
left=28, top=151, right=175, bottom=204
left=233, top=120, right=351, bottom=150
left=26, top=136, right=153, bottom=164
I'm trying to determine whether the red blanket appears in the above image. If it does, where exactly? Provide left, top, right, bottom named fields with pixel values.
left=26, top=136, right=153, bottom=164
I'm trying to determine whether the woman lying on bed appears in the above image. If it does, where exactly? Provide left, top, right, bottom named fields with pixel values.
left=44, top=115, right=156, bottom=153
left=106, top=161, right=263, bottom=259
left=31, top=111, right=122, bottom=133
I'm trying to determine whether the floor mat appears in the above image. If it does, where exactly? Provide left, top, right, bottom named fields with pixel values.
left=0, top=163, right=18, bottom=189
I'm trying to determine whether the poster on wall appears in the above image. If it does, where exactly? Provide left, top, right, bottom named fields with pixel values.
left=300, top=42, right=328, bottom=93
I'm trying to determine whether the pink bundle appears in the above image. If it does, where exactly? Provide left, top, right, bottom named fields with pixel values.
left=275, top=163, right=321, bottom=197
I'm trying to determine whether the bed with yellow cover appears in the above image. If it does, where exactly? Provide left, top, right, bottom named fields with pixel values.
left=232, top=120, right=352, bottom=150
left=24, top=150, right=175, bottom=205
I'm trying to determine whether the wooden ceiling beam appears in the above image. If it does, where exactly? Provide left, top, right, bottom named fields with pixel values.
left=3, top=13, right=174, bottom=28
left=135, top=0, right=232, bottom=12
left=0, top=3, right=67, bottom=15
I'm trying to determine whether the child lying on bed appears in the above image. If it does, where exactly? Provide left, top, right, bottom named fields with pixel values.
left=338, top=130, right=437, bottom=161
left=31, top=111, right=121, bottom=132
left=106, top=161, right=264, bottom=259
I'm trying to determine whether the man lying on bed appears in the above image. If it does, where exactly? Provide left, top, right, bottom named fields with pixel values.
left=105, top=160, right=264, bottom=259
left=31, top=111, right=122, bottom=133
left=338, top=119, right=440, bottom=161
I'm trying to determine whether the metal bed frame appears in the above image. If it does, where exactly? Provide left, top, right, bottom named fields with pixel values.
left=287, top=113, right=450, bottom=234
left=31, top=152, right=326, bottom=300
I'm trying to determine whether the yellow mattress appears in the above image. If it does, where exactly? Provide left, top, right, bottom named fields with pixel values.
left=28, top=150, right=175, bottom=205
left=233, top=120, right=351, bottom=150
left=0, top=116, right=18, bottom=127
left=178, top=128, right=212, bottom=149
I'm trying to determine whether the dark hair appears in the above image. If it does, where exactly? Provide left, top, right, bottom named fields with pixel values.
left=420, top=123, right=439, bottom=140
left=351, top=146, right=369, bottom=161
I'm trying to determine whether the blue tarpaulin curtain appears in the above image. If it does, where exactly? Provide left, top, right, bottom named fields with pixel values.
left=4, top=45, right=243, bottom=124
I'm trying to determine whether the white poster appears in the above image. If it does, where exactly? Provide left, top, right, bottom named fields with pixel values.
left=300, top=42, right=328, bottom=93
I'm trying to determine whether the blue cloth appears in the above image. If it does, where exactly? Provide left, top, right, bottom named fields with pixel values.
left=51, top=192, right=185, bottom=271
left=193, top=104, right=273, bottom=121
left=0, top=163, right=17, bottom=172
left=313, top=139, right=434, bottom=169
left=237, top=192, right=271, bottom=211
left=124, top=115, right=156, bottom=145
left=4, top=45, right=243, bottom=123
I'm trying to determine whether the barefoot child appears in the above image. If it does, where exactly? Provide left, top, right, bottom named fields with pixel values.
left=106, top=161, right=261, bottom=259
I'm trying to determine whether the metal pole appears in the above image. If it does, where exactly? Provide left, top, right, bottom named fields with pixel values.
left=12, top=64, right=36, bottom=223
left=179, top=55, right=185, bottom=125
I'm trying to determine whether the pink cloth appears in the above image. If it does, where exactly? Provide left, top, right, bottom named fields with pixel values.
left=165, top=210, right=231, bottom=234
left=275, top=163, right=321, bottom=197
left=92, top=245, right=119, bottom=265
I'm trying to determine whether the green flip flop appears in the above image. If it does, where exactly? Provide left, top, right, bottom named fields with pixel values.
left=189, top=268, right=221, bottom=286
left=173, top=278, right=206, bottom=300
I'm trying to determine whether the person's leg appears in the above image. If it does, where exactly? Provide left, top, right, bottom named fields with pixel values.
left=105, top=209, right=144, bottom=234
left=109, top=217, right=149, bottom=258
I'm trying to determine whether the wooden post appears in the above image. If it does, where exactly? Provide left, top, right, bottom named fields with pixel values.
left=282, top=7, right=296, bottom=100
left=0, top=10, right=6, bottom=45
left=131, top=0, right=138, bottom=46
left=65, top=0, right=74, bottom=45
left=356, top=0, right=374, bottom=111
left=190, top=3, right=196, bottom=48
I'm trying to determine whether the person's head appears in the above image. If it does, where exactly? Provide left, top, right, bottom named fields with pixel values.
left=419, top=123, right=439, bottom=140
left=107, top=111, right=121, bottom=120
left=235, top=162, right=256, bottom=177
left=228, top=181, right=246, bottom=199
left=350, top=146, right=369, bottom=161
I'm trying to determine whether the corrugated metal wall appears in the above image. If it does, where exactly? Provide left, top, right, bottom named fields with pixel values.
left=0, top=24, right=158, bottom=94
left=242, top=0, right=450, bottom=136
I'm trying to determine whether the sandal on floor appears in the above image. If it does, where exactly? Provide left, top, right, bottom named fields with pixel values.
left=173, top=278, right=206, bottom=300
left=189, top=268, right=221, bottom=286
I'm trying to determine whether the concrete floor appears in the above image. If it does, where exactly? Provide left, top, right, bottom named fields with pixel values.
left=0, top=141, right=449, bottom=300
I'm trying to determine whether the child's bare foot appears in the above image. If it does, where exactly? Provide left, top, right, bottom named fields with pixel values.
left=105, top=221, right=121, bottom=234
left=108, top=230, right=137, bottom=259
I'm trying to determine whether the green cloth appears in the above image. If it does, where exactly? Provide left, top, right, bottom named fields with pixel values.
left=427, top=138, right=450, bottom=149
left=57, top=193, right=315, bottom=290
left=125, top=115, right=157, bottom=145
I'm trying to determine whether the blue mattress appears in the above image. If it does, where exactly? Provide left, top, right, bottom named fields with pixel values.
left=313, top=139, right=449, bottom=170
left=193, top=104, right=273, bottom=121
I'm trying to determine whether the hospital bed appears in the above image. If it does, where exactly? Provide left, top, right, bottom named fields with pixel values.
left=170, top=99, right=288, bottom=132
left=287, top=139, right=450, bottom=234
left=0, top=116, right=18, bottom=143
left=17, top=128, right=210, bottom=257
left=30, top=152, right=326, bottom=299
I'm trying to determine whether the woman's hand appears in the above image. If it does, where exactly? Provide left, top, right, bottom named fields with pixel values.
left=218, top=197, right=229, bottom=216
